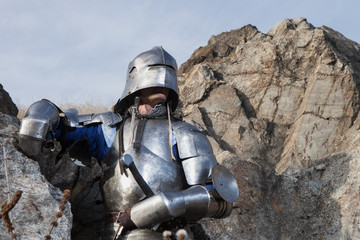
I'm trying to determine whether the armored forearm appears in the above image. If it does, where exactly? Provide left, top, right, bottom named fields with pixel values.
left=18, top=99, right=122, bottom=158
left=130, top=185, right=232, bottom=228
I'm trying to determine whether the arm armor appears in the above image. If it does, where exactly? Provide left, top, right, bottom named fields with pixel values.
left=130, top=165, right=239, bottom=228
left=172, top=121, right=217, bottom=185
left=18, top=99, right=61, bottom=156
left=131, top=185, right=233, bottom=228
left=63, top=108, right=122, bottom=128
left=18, top=99, right=121, bottom=157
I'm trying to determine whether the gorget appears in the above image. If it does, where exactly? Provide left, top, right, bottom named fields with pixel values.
left=134, top=103, right=168, bottom=119
left=100, top=115, right=185, bottom=213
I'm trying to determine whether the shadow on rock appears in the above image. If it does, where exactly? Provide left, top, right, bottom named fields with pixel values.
left=198, top=153, right=350, bottom=239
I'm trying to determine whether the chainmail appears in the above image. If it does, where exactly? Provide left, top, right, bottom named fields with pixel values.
left=133, top=103, right=168, bottom=119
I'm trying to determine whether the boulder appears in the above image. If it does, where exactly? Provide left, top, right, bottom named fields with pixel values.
left=0, top=113, right=72, bottom=240
left=180, top=17, right=360, bottom=239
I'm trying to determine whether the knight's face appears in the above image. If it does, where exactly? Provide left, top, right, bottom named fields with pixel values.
left=139, top=87, right=170, bottom=107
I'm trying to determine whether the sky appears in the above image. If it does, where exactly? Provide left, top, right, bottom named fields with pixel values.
left=1, top=0, right=359, bottom=108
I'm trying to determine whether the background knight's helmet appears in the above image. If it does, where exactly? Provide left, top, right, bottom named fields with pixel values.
left=114, top=46, right=178, bottom=114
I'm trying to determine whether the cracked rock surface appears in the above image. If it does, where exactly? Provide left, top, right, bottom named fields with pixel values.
left=180, top=17, right=360, bottom=239
left=0, top=113, right=72, bottom=240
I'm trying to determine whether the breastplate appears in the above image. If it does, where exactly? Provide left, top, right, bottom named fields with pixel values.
left=100, top=118, right=185, bottom=212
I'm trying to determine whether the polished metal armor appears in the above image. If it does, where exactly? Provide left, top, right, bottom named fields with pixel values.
left=172, top=122, right=217, bottom=185
left=101, top=118, right=185, bottom=213
left=18, top=99, right=122, bottom=157
left=101, top=117, right=235, bottom=239
left=18, top=99, right=60, bottom=156
left=114, top=46, right=179, bottom=114
left=18, top=47, right=239, bottom=240
left=63, top=108, right=122, bottom=128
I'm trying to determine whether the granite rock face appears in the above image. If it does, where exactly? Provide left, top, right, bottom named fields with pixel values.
left=179, top=17, right=360, bottom=239
left=0, top=89, right=103, bottom=239
left=0, top=113, right=72, bottom=240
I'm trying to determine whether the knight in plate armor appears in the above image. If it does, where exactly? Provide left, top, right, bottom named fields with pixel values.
left=18, top=46, right=239, bottom=240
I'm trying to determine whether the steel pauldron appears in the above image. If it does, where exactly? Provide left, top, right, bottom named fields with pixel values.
left=18, top=99, right=60, bottom=156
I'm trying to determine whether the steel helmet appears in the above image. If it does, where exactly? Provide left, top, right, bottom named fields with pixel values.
left=114, top=46, right=178, bottom=114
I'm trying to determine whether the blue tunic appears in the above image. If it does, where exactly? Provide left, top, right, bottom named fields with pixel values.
left=54, top=119, right=179, bottom=163
left=55, top=121, right=110, bottom=161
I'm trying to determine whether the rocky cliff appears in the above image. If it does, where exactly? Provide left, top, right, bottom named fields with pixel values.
left=0, top=17, right=359, bottom=239
left=178, top=17, right=360, bottom=239
left=0, top=114, right=72, bottom=239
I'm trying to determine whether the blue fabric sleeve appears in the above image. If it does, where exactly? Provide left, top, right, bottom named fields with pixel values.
left=55, top=121, right=110, bottom=162
left=204, top=184, right=216, bottom=191
left=172, top=144, right=179, bottom=159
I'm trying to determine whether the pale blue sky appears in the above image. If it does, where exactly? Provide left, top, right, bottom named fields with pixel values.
left=1, top=0, right=359, bottom=107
